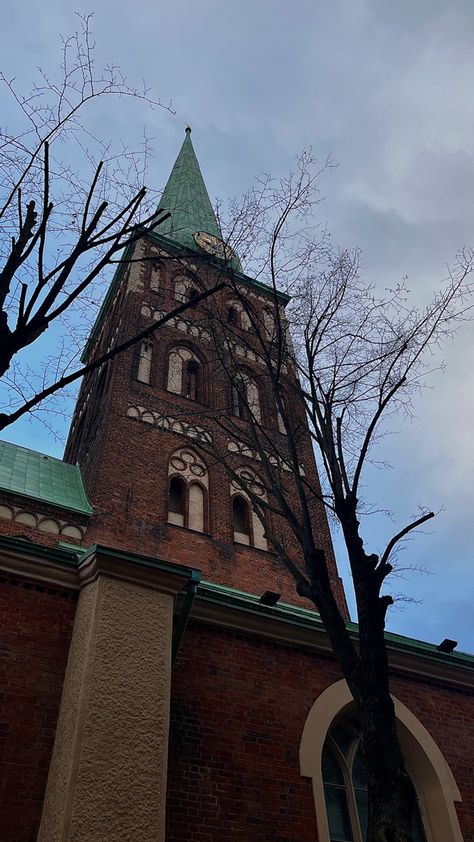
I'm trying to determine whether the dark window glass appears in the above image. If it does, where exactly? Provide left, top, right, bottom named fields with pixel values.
left=323, top=721, right=427, bottom=842
left=185, top=360, right=201, bottom=401
left=231, top=383, right=246, bottom=418
left=331, top=723, right=355, bottom=760
left=169, top=477, right=185, bottom=516
left=322, top=746, right=353, bottom=842
left=232, top=496, right=250, bottom=536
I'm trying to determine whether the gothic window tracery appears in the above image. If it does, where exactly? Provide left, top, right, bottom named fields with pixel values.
left=167, top=448, right=208, bottom=533
left=301, top=681, right=463, bottom=842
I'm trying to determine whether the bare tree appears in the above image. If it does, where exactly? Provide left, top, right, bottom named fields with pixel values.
left=0, top=14, right=224, bottom=434
left=190, top=153, right=474, bottom=842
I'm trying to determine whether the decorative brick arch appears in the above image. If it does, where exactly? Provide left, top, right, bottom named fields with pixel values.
left=299, top=679, right=463, bottom=842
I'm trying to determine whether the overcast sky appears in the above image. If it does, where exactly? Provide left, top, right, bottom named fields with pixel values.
left=3, top=1, right=474, bottom=651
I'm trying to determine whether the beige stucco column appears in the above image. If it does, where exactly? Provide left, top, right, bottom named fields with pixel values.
left=38, top=546, right=196, bottom=842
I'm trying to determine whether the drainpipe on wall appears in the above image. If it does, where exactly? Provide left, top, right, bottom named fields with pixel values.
left=171, top=569, right=201, bottom=664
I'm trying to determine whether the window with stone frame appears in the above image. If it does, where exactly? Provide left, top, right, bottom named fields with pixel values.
left=230, top=372, right=262, bottom=423
left=167, top=347, right=205, bottom=403
left=230, top=468, right=268, bottom=550
left=167, top=448, right=208, bottom=533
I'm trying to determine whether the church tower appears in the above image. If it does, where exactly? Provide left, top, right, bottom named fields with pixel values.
left=65, top=127, right=347, bottom=612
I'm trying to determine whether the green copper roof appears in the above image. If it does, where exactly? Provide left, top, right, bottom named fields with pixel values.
left=154, top=127, right=242, bottom=272
left=0, top=440, right=92, bottom=515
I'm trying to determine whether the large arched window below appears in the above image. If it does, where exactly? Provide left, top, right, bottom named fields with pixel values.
left=167, top=448, right=208, bottom=533
left=322, top=718, right=426, bottom=842
left=299, top=680, right=464, bottom=842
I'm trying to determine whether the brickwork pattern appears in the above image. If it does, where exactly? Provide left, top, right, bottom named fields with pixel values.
left=167, top=622, right=474, bottom=842
left=0, top=579, right=77, bottom=841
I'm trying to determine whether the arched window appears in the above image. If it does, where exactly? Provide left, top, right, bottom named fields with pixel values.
left=137, top=341, right=153, bottom=384
left=246, top=378, right=261, bottom=423
left=97, top=364, right=109, bottom=401
left=277, top=389, right=289, bottom=434
left=226, top=300, right=251, bottom=330
left=188, top=483, right=205, bottom=532
left=231, top=383, right=246, bottom=418
left=230, top=469, right=268, bottom=550
left=263, top=308, right=275, bottom=338
left=232, top=495, right=251, bottom=545
left=167, top=348, right=205, bottom=403
left=185, top=360, right=201, bottom=401
left=300, top=680, right=463, bottom=842
left=168, top=476, right=186, bottom=526
left=167, top=448, right=208, bottom=533
left=230, top=374, right=261, bottom=423
left=150, top=263, right=161, bottom=291
left=322, top=718, right=426, bottom=842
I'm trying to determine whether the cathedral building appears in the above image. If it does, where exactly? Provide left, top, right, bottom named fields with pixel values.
left=0, top=129, right=472, bottom=842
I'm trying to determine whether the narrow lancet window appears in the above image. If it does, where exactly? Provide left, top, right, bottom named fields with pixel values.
left=233, top=495, right=251, bottom=545
left=168, top=476, right=186, bottom=526
left=137, top=341, right=152, bottom=384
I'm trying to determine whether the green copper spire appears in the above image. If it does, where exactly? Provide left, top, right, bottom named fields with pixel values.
left=154, top=127, right=242, bottom=271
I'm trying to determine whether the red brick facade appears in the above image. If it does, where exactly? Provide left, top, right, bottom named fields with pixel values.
left=0, top=578, right=77, bottom=841
left=168, top=622, right=474, bottom=842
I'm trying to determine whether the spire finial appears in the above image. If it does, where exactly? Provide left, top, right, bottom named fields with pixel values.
left=185, top=124, right=192, bottom=134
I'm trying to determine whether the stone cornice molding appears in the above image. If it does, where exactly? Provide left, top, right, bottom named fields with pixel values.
left=1, top=536, right=472, bottom=690
left=0, top=537, right=199, bottom=597
left=190, top=584, right=474, bottom=691
left=78, top=545, right=199, bottom=595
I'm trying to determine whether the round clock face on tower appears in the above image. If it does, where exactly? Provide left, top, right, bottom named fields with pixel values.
left=194, top=231, right=235, bottom=261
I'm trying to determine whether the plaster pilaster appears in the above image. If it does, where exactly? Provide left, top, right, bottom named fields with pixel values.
left=38, top=574, right=173, bottom=842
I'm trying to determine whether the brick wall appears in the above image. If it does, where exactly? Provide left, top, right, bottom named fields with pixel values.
left=167, top=621, right=474, bottom=842
left=0, top=578, right=77, bottom=842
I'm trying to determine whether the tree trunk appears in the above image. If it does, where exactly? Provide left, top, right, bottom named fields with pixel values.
left=335, top=499, right=416, bottom=842
left=355, top=681, right=415, bottom=842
